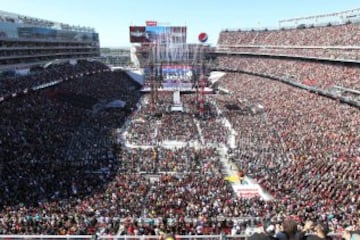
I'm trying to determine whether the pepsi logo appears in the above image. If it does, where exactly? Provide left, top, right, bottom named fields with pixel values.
left=198, top=32, right=208, bottom=42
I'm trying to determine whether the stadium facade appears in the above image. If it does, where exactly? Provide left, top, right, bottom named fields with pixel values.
left=0, top=10, right=100, bottom=71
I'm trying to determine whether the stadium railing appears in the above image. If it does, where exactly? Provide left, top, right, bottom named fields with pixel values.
left=0, top=234, right=343, bottom=240
left=0, top=235, right=240, bottom=240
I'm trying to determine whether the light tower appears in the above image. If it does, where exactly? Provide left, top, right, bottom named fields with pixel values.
left=199, top=62, right=206, bottom=116
left=195, top=32, right=209, bottom=117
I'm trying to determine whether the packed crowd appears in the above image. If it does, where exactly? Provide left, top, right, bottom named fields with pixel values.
left=125, top=96, right=196, bottom=145
left=126, top=92, right=228, bottom=145
left=215, top=72, right=360, bottom=233
left=0, top=59, right=359, bottom=236
left=0, top=67, right=143, bottom=233
left=216, top=55, right=360, bottom=91
left=118, top=147, right=217, bottom=173
left=1, top=66, right=249, bottom=235
left=218, top=22, right=360, bottom=60
left=0, top=60, right=108, bottom=98
left=217, top=45, right=360, bottom=61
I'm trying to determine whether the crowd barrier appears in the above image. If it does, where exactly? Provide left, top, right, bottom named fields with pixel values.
left=0, top=233, right=343, bottom=240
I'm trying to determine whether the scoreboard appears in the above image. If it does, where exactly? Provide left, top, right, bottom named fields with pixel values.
left=129, top=26, right=187, bottom=43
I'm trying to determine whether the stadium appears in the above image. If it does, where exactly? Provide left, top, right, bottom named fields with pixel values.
left=0, top=5, right=359, bottom=240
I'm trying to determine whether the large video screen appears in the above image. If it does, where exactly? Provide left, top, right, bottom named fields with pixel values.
left=129, top=26, right=147, bottom=43
left=144, top=64, right=193, bottom=90
left=129, top=26, right=187, bottom=43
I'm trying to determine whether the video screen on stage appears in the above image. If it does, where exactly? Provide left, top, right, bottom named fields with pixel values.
left=162, top=64, right=192, bottom=88
left=144, top=64, right=193, bottom=90
left=129, top=26, right=187, bottom=43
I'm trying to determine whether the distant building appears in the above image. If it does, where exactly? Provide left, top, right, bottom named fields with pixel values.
left=96, top=47, right=130, bottom=67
